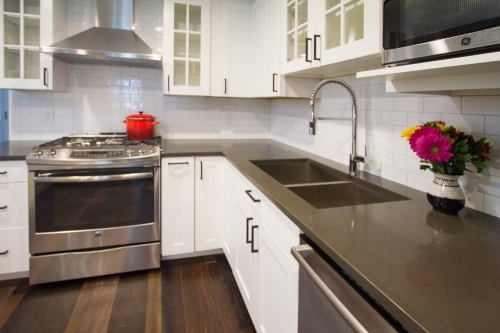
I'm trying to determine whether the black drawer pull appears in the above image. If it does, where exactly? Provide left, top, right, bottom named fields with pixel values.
left=0, top=250, right=8, bottom=255
left=245, top=190, right=260, bottom=203
left=0, top=171, right=7, bottom=174
left=246, top=218, right=253, bottom=244
left=251, top=226, right=258, bottom=253
left=0, top=206, right=7, bottom=209
left=168, top=162, right=188, bottom=165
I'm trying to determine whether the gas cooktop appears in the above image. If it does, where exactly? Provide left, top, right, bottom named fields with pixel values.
left=26, top=133, right=163, bottom=169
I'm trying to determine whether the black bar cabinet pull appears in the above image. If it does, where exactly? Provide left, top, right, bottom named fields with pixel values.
left=314, top=35, right=321, bottom=60
left=245, top=190, right=261, bottom=203
left=0, top=250, right=8, bottom=255
left=167, top=75, right=170, bottom=92
left=43, top=68, right=48, bottom=86
left=0, top=206, right=7, bottom=210
left=200, top=161, right=203, bottom=180
left=251, top=226, right=258, bottom=253
left=305, top=38, right=312, bottom=62
left=168, top=162, right=188, bottom=165
left=0, top=171, right=6, bottom=174
left=246, top=217, right=253, bottom=244
left=272, top=73, right=277, bottom=92
left=224, top=79, right=227, bottom=94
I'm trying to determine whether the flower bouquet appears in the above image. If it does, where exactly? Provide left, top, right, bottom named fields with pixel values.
left=401, top=121, right=491, bottom=214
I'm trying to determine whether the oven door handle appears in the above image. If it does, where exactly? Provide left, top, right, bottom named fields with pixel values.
left=34, top=172, right=154, bottom=183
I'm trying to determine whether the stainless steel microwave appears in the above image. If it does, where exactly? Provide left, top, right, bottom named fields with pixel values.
left=383, top=0, right=500, bottom=66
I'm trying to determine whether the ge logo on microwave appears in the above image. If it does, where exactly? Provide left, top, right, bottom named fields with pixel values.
left=461, top=37, right=471, bottom=46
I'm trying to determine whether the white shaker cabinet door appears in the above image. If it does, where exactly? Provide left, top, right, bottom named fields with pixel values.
left=161, top=157, right=195, bottom=256
left=194, top=156, right=225, bottom=252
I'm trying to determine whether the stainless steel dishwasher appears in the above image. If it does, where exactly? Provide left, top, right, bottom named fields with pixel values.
left=292, top=236, right=406, bottom=333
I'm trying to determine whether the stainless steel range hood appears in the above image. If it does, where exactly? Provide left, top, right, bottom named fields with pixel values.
left=40, top=0, right=162, bottom=69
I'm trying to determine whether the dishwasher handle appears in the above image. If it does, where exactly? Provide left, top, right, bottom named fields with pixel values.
left=291, top=244, right=368, bottom=333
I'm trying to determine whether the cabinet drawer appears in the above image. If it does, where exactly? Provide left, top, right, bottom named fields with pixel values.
left=0, top=183, right=28, bottom=229
left=0, top=161, right=28, bottom=183
left=231, top=166, right=263, bottom=218
left=0, top=227, right=29, bottom=275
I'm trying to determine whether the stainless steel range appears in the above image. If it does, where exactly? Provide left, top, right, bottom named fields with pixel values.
left=26, top=133, right=162, bottom=284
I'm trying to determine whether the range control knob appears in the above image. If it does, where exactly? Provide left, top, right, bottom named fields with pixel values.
left=127, top=149, right=134, bottom=155
left=150, top=148, right=157, bottom=153
left=95, top=231, right=101, bottom=237
left=33, top=150, right=43, bottom=156
left=49, top=149, right=56, bottom=156
left=138, top=148, right=146, bottom=155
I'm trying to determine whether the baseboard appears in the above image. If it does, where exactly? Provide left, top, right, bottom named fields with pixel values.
left=162, top=248, right=224, bottom=260
left=0, top=271, right=29, bottom=282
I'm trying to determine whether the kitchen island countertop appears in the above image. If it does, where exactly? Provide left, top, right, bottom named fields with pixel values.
left=162, top=138, right=500, bottom=333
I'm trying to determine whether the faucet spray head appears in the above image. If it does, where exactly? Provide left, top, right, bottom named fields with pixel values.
left=309, top=117, right=316, bottom=135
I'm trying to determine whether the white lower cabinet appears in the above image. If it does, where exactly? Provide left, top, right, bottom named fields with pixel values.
left=161, top=157, right=195, bottom=256
left=234, top=188, right=261, bottom=325
left=194, top=156, right=225, bottom=251
left=0, top=161, right=29, bottom=279
left=161, top=156, right=225, bottom=256
left=225, top=160, right=300, bottom=333
left=259, top=222, right=299, bottom=333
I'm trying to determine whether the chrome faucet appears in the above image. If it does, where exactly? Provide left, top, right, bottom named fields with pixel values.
left=309, top=78, right=365, bottom=176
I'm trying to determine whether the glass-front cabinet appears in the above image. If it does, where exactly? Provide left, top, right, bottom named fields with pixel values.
left=281, top=0, right=381, bottom=75
left=164, top=0, right=210, bottom=96
left=0, top=0, right=67, bottom=90
left=281, top=0, right=315, bottom=75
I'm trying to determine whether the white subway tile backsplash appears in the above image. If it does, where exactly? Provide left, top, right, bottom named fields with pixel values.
left=441, top=114, right=485, bottom=134
left=462, top=96, right=500, bottom=115
left=394, top=97, right=423, bottom=112
left=484, top=194, right=500, bottom=218
left=485, top=116, right=500, bottom=136
left=423, top=96, right=461, bottom=113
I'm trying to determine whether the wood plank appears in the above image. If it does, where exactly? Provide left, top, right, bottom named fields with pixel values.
left=64, top=275, right=119, bottom=333
left=145, top=269, right=162, bottom=333
left=0, top=279, right=29, bottom=330
left=162, top=261, right=186, bottom=333
left=107, top=271, right=149, bottom=333
left=198, top=261, right=225, bottom=333
left=0, top=279, right=83, bottom=333
left=180, top=261, right=211, bottom=333
left=215, top=254, right=255, bottom=331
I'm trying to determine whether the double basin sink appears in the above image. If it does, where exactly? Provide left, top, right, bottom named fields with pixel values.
left=251, top=159, right=408, bottom=209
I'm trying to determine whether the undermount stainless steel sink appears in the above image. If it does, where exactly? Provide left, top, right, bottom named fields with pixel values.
left=252, top=159, right=409, bottom=209
left=251, top=159, right=349, bottom=185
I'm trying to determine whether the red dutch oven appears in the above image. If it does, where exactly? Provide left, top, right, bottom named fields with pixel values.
left=123, top=111, right=159, bottom=140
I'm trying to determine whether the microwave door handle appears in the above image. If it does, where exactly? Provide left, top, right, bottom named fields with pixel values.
left=291, top=245, right=369, bottom=333
left=34, top=172, right=154, bottom=183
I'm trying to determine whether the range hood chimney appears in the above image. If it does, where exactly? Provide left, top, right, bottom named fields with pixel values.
left=40, top=0, right=162, bottom=69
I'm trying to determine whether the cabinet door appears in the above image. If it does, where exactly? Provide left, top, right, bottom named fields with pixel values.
left=0, top=227, right=29, bottom=275
left=0, top=161, right=27, bottom=183
left=314, top=0, right=381, bottom=67
left=161, top=157, right=195, bottom=256
left=194, top=156, right=225, bottom=252
left=251, top=0, right=280, bottom=97
left=211, top=0, right=252, bottom=97
left=234, top=192, right=260, bottom=325
left=0, top=0, right=67, bottom=90
left=164, top=0, right=211, bottom=96
left=281, top=0, right=316, bottom=75
left=0, top=182, right=28, bottom=229
left=259, top=223, right=299, bottom=333
left=223, top=161, right=236, bottom=270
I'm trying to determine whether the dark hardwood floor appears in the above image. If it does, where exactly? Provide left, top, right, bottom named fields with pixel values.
left=0, top=254, right=256, bottom=333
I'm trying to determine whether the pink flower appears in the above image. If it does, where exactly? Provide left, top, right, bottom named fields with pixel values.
left=414, top=134, right=453, bottom=162
left=409, top=126, right=440, bottom=152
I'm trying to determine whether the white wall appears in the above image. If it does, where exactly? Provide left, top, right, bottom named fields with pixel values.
left=8, top=0, right=500, bottom=219
left=270, top=74, right=500, bottom=218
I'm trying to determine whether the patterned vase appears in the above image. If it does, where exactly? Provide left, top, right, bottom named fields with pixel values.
left=427, top=173, right=465, bottom=215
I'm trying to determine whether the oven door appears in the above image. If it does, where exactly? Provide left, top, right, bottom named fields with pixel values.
left=28, top=167, right=160, bottom=254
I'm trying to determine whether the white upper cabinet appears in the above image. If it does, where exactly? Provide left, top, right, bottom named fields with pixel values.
left=281, top=0, right=315, bottom=75
left=251, top=0, right=281, bottom=97
left=211, top=0, right=252, bottom=97
left=282, top=0, right=382, bottom=77
left=0, top=0, right=67, bottom=90
left=164, top=0, right=211, bottom=96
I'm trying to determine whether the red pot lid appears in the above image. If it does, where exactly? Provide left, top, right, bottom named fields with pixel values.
left=126, top=111, right=156, bottom=121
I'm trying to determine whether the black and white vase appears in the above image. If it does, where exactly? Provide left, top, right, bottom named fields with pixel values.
left=427, top=173, right=465, bottom=215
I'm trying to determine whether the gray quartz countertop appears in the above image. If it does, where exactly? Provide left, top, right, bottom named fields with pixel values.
left=0, top=141, right=44, bottom=161
left=162, top=139, right=500, bottom=333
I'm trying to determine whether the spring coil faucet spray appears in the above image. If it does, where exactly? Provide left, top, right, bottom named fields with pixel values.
left=309, top=78, right=365, bottom=176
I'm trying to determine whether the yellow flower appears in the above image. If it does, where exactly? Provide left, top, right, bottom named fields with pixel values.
left=401, top=126, right=421, bottom=140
